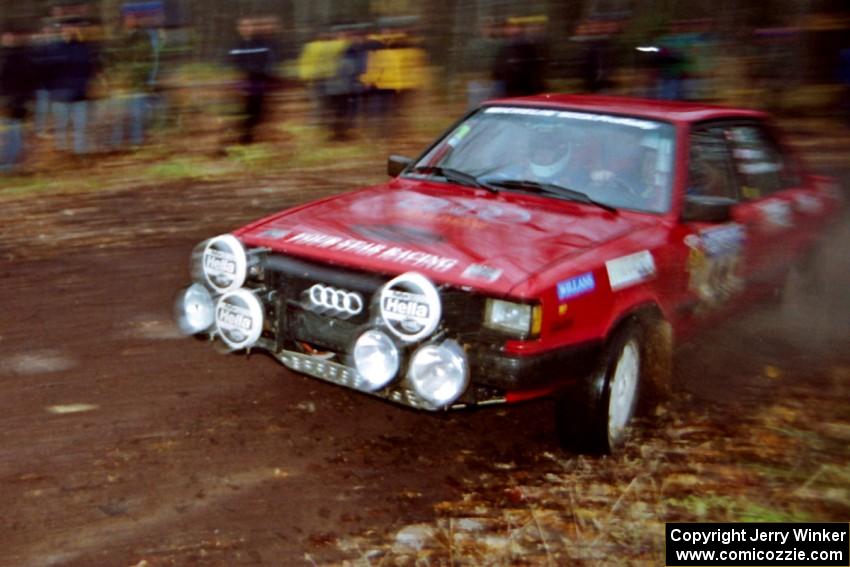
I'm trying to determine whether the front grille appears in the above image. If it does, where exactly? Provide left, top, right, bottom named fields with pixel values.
left=286, top=308, right=363, bottom=352
left=259, top=253, right=488, bottom=353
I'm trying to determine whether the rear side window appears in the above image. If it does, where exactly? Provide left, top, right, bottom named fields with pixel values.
left=726, top=125, right=799, bottom=199
left=687, top=128, right=738, bottom=200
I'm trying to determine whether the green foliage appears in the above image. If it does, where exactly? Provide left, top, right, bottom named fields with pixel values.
left=224, top=143, right=278, bottom=168
left=146, top=157, right=205, bottom=180
left=0, top=176, right=54, bottom=198
left=667, top=494, right=814, bottom=523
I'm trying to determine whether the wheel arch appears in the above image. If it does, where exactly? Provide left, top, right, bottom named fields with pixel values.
left=555, top=301, right=673, bottom=455
left=606, top=301, right=673, bottom=400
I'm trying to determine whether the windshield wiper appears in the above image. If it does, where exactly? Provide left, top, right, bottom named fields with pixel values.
left=484, top=179, right=618, bottom=214
left=408, top=165, right=499, bottom=193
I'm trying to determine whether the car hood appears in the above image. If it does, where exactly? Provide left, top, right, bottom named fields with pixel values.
left=237, top=180, right=648, bottom=296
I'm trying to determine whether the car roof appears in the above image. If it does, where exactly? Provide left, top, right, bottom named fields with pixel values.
left=484, top=94, right=769, bottom=124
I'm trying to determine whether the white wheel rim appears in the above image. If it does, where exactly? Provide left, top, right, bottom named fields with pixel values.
left=607, top=340, right=640, bottom=445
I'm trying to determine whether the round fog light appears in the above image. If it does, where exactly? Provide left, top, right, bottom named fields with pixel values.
left=215, top=289, right=264, bottom=350
left=174, top=283, right=215, bottom=335
left=352, top=329, right=400, bottom=391
left=201, top=234, right=248, bottom=293
left=408, top=340, right=469, bottom=408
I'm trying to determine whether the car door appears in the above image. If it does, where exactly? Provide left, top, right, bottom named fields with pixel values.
left=723, top=122, right=806, bottom=288
left=679, top=124, right=750, bottom=317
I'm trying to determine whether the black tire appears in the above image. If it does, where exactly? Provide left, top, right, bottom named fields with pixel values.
left=555, top=322, right=643, bottom=454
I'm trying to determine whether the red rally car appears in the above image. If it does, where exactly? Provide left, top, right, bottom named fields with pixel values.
left=175, top=95, right=843, bottom=454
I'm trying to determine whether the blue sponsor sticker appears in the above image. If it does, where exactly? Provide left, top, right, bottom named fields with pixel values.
left=557, top=272, right=596, bottom=301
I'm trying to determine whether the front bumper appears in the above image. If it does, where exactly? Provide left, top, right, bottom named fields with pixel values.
left=245, top=335, right=604, bottom=410
left=472, top=340, right=603, bottom=392
left=185, top=251, right=604, bottom=410
left=263, top=340, right=441, bottom=409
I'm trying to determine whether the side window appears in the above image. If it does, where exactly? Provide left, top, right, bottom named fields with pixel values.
left=687, top=128, right=738, bottom=200
left=726, top=125, right=799, bottom=200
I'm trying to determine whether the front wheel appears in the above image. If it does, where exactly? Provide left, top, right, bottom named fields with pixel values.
left=555, top=323, right=643, bottom=454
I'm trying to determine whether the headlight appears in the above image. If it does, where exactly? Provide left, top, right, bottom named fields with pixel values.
left=352, top=329, right=400, bottom=391
left=484, top=299, right=541, bottom=337
left=174, top=283, right=215, bottom=335
left=408, top=340, right=469, bottom=408
left=196, top=234, right=248, bottom=293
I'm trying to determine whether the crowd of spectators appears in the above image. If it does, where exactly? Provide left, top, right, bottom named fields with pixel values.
left=2, top=5, right=849, bottom=175
left=1, top=2, right=166, bottom=172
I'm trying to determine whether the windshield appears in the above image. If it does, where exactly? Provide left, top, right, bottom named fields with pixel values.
left=409, top=106, right=676, bottom=214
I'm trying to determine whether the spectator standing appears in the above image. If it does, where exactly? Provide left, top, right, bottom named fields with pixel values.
left=297, top=30, right=349, bottom=127
left=360, top=26, right=429, bottom=134
left=229, top=17, right=279, bottom=145
left=492, top=19, right=546, bottom=97
left=654, top=22, right=709, bottom=101
left=838, top=47, right=850, bottom=126
left=654, top=46, right=687, bottom=100
left=580, top=40, right=613, bottom=93
left=51, top=19, right=100, bottom=155
left=325, top=27, right=369, bottom=141
left=461, top=18, right=504, bottom=108
left=1, top=27, right=36, bottom=173
left=111, top=4, right=164, bottom=147
left=31, top=21, right=63, bottom=137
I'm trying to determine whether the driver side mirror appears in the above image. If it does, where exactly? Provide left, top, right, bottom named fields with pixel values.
left=387, top=155, right=413, bottom=178
left=681, top=195, right=735, bottom=223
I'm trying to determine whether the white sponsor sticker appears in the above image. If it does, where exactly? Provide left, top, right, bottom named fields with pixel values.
left=794, top=194, right=823, bottom=214
left=606, top=250, right=656, bottom=291
left=738, top=162, right=782, bottom=175
left=759, top=200, right=793, bottom=229
left=733, top=148, right=766, bottom=160
left=461, top=264, right=503, bottom=283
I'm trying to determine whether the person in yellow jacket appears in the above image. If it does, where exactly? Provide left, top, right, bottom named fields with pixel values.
left=296, top=31, right=349, bottom=124
left=360, top=32, right=428, bottom=92
left=360, top=30, right=429, bottom=130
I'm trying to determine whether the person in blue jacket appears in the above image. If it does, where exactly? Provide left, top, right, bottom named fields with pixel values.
left=228, top=17, right=280, bottom=145
left=1, top=26, right=36, bottom=172
left=51, top=18, right=100, bottom=155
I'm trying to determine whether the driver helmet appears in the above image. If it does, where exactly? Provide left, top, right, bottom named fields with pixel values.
left=528, top=126, right=573, bottom=179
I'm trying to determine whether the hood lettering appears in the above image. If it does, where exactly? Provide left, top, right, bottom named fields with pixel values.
left=285, top=231, right=458, bottom=273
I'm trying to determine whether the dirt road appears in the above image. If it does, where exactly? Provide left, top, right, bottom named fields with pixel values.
left=1, top=167, right=848, bottom=566
left=2, top=241, right=569, bottom=566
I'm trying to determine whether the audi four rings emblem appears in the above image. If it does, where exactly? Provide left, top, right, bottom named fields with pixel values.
left=306, top=284, right=364, bottom=317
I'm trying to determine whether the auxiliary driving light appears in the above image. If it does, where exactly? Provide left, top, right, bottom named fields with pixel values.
left=352, top=329, right=400, bottom=391
left=407, top=340, right=469, bottom=408
left=214, top=289, right=264, bottom=350
left=199, top=234, right=248, bottom=293
left=174, top=283, right=215, bottom=335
